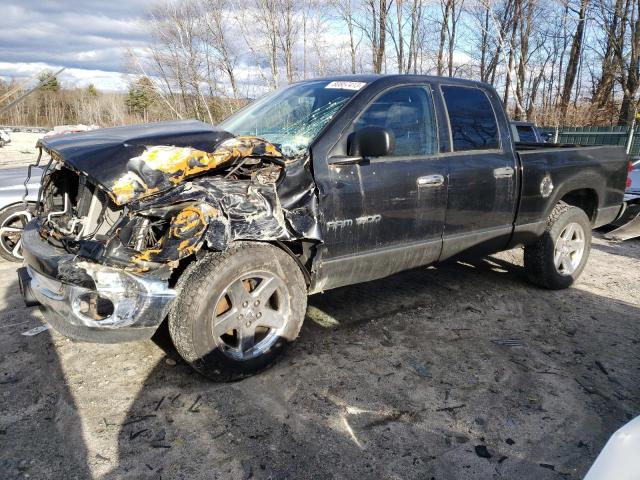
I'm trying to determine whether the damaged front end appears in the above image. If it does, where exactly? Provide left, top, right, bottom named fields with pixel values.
left=19, top=120, right=320, bottom=341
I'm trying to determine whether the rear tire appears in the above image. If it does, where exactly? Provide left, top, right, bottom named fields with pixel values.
left=524, top=201, right=592, bottom=290
left=168, top=242, right=307, bottom=381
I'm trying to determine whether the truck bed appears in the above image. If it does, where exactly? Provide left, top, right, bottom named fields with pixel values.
left=514, top=144, right=627, bottom=230
left=515, top=141, right=594, bottom=151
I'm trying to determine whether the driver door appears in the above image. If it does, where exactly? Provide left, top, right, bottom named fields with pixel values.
left=315, top=84, right=448, bottom=290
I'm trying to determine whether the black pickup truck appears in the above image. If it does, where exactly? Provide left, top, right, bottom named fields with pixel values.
left=18, top=75, right=628, bottom=380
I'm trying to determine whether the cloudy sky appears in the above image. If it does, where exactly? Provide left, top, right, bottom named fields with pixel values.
left=0, top=1, right=151, bottom=91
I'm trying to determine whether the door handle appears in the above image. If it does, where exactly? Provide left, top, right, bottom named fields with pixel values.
left=493, top=166, right=515, bottom=178
left=328, top=155, right=370, bottom=166
left=417, top=174, right=444, bottom=187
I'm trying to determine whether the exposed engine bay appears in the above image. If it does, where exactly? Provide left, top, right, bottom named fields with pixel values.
left=31, top=120, right=321, bottom=275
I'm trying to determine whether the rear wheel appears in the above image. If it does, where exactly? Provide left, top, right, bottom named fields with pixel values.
left=169, top=242, right=307, bottom=381
left=524, top=201, right=592, bottom=290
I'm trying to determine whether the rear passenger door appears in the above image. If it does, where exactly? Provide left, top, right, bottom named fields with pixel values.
left=439, top=85, right=518, bottom=259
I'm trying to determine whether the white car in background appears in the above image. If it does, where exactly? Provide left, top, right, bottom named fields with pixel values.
left=605, top=158, right=640, bottom=240
left=0, top=128, right=11, bottom=147
left=584, top=415, right=640, bottom=480
left=0, top=166, right=42, bottom=262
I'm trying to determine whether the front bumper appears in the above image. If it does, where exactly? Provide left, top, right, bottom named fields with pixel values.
left=18, top=220, right=176, bottom=343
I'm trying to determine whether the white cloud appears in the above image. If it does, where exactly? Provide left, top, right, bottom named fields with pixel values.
left=0, top=0, right=149, bottom=90
left=0, top=62, right=134, bottom=92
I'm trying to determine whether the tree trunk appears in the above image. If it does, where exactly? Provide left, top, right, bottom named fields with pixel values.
left=373, top=0, right=388, bottom=73
left=503, top=0, right=520, bottom=106
left=515, top=0, right=534, bottom=120
left=592, top=0, right=624, bottom=113
left=559, top=0, right=589, bottom=124
left=618, top=0, right=640, bottom=125
left=438, top=0, right=452, bottom=76
left=480, top=3, right=489, bottom=82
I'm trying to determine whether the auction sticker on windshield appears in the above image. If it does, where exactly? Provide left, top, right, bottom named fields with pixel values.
left=325, top=81, right=366, bottom=90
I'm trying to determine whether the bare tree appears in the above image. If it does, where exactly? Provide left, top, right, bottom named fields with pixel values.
left=388, top=0, right=425, bottom=73
left=559, top=0, right=589, bottom=123
left=591, top=0, right=625, bottom=119
left=503, top=0, right=521, bottom=105
left=514, top=0, right=537, bottom=119
left=332, top=0, right=361, bottom=74
left=357, top=0, right=391, bottom=74
left=277, top=0, right=300, bottom=83
left=202, top=0, right=240, bottom=97
left=437, top=0, right=453, bottom=75
left=618, top=0, right=640, bottom=124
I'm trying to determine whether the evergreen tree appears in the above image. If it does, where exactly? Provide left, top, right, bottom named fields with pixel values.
left=126, top=77, right=155, bottom=117
left=38, top=70, right=60, bottom=92
left=86, top=84, right=98, bottom=97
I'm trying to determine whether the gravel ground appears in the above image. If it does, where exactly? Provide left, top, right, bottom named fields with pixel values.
left=0, top=234, right=639, bottom=479
left=0, top=132, right=43, bottom=168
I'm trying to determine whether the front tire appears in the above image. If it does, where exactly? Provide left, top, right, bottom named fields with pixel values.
left=524, top=201, right=592, bottom=290
left=169, top=242, right=307, bottom=381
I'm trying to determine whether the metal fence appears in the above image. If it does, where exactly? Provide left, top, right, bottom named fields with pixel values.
left=541, top=125, right=640, bottom=157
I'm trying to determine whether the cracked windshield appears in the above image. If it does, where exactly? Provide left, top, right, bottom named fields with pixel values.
left=220, top=80, right=363, bottom=156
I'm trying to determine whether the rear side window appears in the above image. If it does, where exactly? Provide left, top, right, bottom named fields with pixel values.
left=516, top=125, right=537, bottom=142
left=442, top=86, right=499, bottom=151
left=354, top=86, right=437, bottom=156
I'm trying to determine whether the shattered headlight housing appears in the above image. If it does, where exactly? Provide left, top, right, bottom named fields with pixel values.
left=68, top=261, right=175, bottom=327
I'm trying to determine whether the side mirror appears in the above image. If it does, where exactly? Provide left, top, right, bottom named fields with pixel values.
left=348, top=126, right=395, bottom=158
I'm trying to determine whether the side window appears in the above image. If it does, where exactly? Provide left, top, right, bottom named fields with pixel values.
left=354, top=86, right=437, bottom=156
left=516, top=125, right=538, bottom=142
left=441, top=86, right=499, bottom=151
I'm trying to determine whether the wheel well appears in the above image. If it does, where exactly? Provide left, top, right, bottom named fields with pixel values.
left=560, top=189, right=598, bottom=223
left=183, top=239, right=314, bottom=287
left=273, top=240, right=313, bottom=286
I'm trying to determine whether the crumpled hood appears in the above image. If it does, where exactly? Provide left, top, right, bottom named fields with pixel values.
left=38, top=119, right=235, bottom=202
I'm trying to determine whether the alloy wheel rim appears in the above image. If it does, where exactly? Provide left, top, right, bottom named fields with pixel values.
left=211, top=270, right=290, bottom=361
left=553, top=222, right=585, bottom=276
left=0, top=210, right=32, bottom=259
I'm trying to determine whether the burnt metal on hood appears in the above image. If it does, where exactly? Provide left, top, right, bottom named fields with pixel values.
left=110, top=136, right=284, bottom=205
left=37, top=120, right=234, bottom=191
left=36, top=120, right=323, bottom=275
left=112, top=154, right=321, bottom=270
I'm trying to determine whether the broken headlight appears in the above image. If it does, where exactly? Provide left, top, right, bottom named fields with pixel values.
left=68, top=261, right=175, bottom=327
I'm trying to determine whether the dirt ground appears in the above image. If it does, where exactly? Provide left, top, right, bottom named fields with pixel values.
left=0, top=132, right=44, bottom=168
left=0, top=233, right=639, bottom=479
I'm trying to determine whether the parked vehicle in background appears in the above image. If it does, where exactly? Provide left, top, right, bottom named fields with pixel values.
left=605, top=158, right=640, bottom=240
left=584, top=415, right=640, bottom=480
left=0, top=128, right=11, bottom=147
left=18, top=75, right=628, bottom=381
left=0, top=167, right=41, bottom=262
left=627, top=158, right=640, bottom=196
left=511, top=121, right=550, bottom=143
left=43, top=124, right=99, bottom=138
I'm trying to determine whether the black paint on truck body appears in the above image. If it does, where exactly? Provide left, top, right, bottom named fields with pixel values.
left=26, top=74, right=628, bottom=297
left=306, top=75, right=627, bottom=292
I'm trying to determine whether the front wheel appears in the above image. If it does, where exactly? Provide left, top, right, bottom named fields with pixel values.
left=168, top=242, right=307, bottom=381
left=524, top=201, right=592, bottom=290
